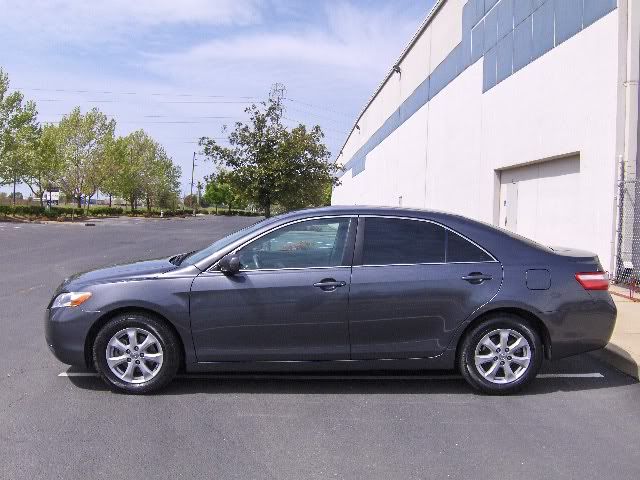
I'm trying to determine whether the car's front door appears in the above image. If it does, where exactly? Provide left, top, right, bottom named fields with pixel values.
left=190, top=216, right=355, bottom=362
left=348, top=216, right=502, bottom=360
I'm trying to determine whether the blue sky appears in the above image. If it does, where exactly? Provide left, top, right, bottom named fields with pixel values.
left=0, top=0, right=435, bottom=196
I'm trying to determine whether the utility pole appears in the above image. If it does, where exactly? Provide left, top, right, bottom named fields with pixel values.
left=190, top=151, right=196, bottom=216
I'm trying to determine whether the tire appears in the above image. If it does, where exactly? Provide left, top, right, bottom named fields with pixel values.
left=93, top=312, right=180, bottom=394
left=459, top=314, right=543, bottom=395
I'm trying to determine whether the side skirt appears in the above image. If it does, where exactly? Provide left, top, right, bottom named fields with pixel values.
left=185, top=349, right=457, bottom=373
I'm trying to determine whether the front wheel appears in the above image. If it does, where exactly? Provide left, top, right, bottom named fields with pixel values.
left=459, top=315, right=543, bottom=395
left=93, top=312, right=180, bottom=394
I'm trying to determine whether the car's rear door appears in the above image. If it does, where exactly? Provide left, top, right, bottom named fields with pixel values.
left=348, top=216, right=502, bottom=359
left=190, top=216, right=356, bottom=362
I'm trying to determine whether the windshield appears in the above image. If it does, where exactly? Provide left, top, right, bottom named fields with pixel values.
left=181, top=216, right=280, bottom=266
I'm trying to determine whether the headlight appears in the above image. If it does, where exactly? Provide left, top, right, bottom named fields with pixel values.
left=51, top=292, right=92, bottom=308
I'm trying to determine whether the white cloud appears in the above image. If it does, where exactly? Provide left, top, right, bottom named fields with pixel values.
left=144, top=2, right=419, bottom=84
left=0, top=0, right=262, bottom=44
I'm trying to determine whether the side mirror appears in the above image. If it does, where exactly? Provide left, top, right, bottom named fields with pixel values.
left=218, top=253, right=241, bottom=275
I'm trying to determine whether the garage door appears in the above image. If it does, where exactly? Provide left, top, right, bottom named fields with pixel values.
left=498, top=155, right=581, bottom=247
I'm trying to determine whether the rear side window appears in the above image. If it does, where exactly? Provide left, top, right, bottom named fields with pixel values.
left=362, top=218, right=446, bottom=265
left=446, top=231, right=493, bottom=263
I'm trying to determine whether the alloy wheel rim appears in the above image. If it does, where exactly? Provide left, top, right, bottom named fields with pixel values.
left=105, top=327, right=164, bottom=384
left=474, top=328, right=531, bottom=384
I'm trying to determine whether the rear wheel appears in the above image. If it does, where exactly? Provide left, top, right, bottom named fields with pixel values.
left=93, top=312, right=180, bottom=394
left=459, top=314, right=543, bottom=395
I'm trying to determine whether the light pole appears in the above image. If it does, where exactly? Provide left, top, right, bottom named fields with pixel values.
left=190, top=152, right=196, bottom=216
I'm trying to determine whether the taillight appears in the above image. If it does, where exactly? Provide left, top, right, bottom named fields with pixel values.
left=575, top=272, right=609, bottom=291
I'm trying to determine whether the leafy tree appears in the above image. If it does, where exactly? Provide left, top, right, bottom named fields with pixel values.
left=203, top=169, right=247, bottom=213
left=183, top=194, right=198, bottom=209
left=107, top=131, right=181, bottom=212
left=199, top=84, right=341, bottom=217
left=0, top=68, right=39, bottom=204
left=100, top=136, right=127, bottom=207
left=140, top=143, right=181, bottom=213
left=21, top=124, right=64, bottom=206
left=56, top=107, right=115, bottom=207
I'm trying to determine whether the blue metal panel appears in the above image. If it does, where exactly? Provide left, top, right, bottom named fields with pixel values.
left=513, top=14, right=533, bottom=72
left=555, top=0, right=583, bottom=45
left=484, top=5, right=498, bottom=52
left=352, top=156, right=366, bottom=177
left=532, top=0, right=554, bottom=60
left=485, top=0, right=499, bottom=13
left=474, top=0, right=486, bottom=24
left=514, top=0, right=534, bottom=26
left=463, top=1, right=476, bottom=32
left=497, top=31, right=513, bottom=83
left=584, top=0, right=617, bottom=28
left=483, top=46, right=497, bottom=92
left=498, top=0, right=514, bottom=40
left=400, top=78, right=429, bottom=122
left=429, top=45, right=461, bottom=100
left=462, top=3, right=474, bottom=68
left=472, top=20, right=485, bottom=63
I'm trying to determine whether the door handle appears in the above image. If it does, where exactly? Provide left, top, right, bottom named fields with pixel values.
left=313, top=279, right=347, bottom=291
left=461, top=273, right=493, bottom=284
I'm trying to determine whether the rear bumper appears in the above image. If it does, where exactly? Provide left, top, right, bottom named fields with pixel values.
left=45, top=307, right=100, bottom=367
left=547, top=291, right=617, bottom=359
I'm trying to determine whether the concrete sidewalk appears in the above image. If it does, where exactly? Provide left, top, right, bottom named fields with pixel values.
left=590, top=285, right=640, bottom=379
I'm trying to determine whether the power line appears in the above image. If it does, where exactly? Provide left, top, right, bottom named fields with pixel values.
left=285, top=98, right=354, bottom=119
left=17, top=86, right=259, bottom=99
left=17, top=87, right=353, bottom=119
left=34, top=98, right=255, bottom=104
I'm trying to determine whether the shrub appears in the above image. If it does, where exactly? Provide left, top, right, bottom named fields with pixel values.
left=89, top=207, right=124, bottom=216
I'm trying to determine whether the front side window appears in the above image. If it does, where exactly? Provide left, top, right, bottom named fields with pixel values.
left=363, top=217, right=446, bottom=265
left=237, top=218, right=351, bottom=270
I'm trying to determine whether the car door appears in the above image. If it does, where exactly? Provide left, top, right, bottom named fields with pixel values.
left=190, top=216, right=356, bottom=362
left=348, top=216, right=502, bottom=360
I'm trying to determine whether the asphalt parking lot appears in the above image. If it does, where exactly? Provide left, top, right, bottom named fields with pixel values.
left=1, top=216, right=639, bottom=479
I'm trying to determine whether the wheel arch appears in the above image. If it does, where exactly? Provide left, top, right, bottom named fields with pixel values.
left=84, top=306, right=186, bottom=370
left=455, top=307, right=552, bottom=362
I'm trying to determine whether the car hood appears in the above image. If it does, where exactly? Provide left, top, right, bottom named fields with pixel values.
left=60, top=258, right=179, bottom=291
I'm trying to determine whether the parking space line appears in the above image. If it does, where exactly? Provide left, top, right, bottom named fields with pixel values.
left=58, top=372, right=605, bottom=380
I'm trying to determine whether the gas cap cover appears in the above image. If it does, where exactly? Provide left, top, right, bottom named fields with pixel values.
left=526, top=269, right=551, bottom=290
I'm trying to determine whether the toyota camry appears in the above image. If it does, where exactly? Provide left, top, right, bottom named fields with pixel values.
left=45, top=206, right=616, bottom=394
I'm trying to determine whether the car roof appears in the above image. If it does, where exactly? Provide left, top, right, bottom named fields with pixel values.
left=279, top=205, right=459, bottom=220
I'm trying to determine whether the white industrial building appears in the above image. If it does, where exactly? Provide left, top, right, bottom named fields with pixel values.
left=332, top=0, right=639, bottom=276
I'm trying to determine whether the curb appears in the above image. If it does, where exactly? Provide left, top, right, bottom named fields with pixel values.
left=590, top=344, right=640, bottom=380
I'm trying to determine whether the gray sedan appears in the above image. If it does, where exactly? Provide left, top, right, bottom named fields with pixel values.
left=45, top=206, right=616, bottom=394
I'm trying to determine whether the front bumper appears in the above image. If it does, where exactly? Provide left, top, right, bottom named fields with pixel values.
left=45, top=306, right=101, bottom=367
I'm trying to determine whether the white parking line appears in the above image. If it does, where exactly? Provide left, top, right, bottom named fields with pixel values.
left=59, top=372, right=604, bottom=380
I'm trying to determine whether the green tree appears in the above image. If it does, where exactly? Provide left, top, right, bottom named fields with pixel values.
left=140, top=143, right=181, bottom=213
left=183, top=194, right=198, bottom=209
left=199, top=84, right=341, bottom=217
left=108, top=131, right=181, bottom=212
left=203, top=169, right=247, bottom=213
left=0, top=68, right=39, bottom=204
left=21, top=124, right=64, bottom=206
left=56, top=107, right=115, bottom=207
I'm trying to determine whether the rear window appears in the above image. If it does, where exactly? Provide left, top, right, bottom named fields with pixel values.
left=446, top=231, right=493, bottom=263
left=362, top=218, right=446, bottom=265
left=362, top=217, right=494, bottom=265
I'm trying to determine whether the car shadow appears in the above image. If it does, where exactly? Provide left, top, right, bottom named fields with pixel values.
left=64, top=355, right=637, bottom=396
